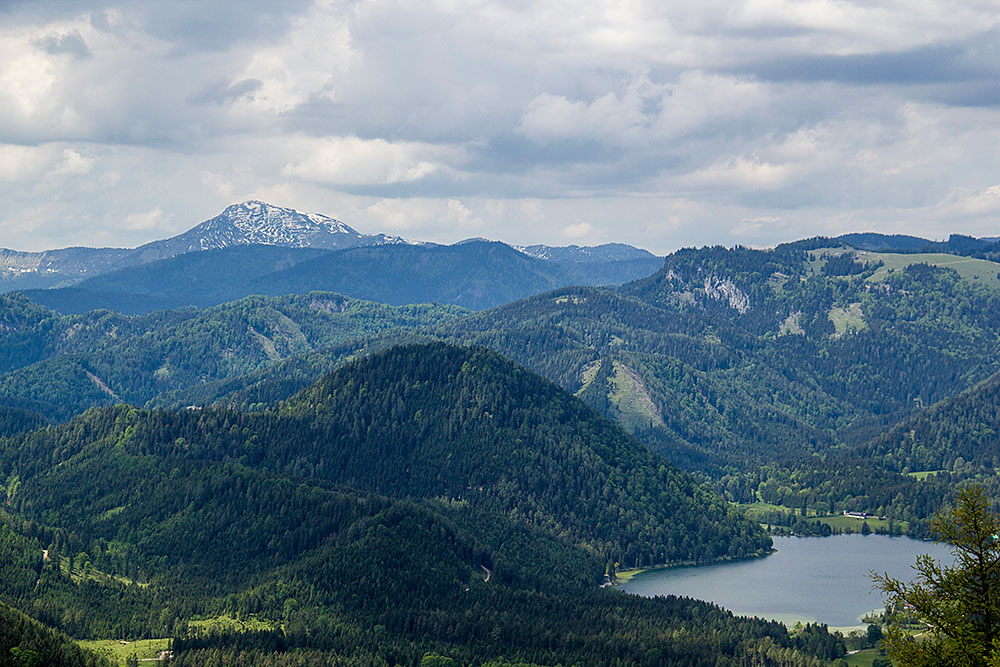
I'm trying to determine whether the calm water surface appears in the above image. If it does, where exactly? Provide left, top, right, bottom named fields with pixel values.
left=621, top=534, right=954, bottom=627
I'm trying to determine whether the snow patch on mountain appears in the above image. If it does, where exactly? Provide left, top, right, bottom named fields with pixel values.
left=515, top=243, right=657, bottom=263
left=156, top=201, right=412, bottom=253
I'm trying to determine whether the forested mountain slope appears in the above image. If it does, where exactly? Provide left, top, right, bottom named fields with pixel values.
left=438, top=245, right=1000, bottom=470
left=6, top=240, right=1000, bottom=476
left=0, top=602, right=110, bottom=667
left=25, top=240, right=663, bottom=314
left=0, top=292, right=464, bottom=420
left=5, top=344, right=769, bottom=567
left=4, top=201, right=661, bottom=302
left=0, top=407, right=47, bottom=438
left=0, top=343, right=837, bottom=666
left=69, top=242, right=1000, bottom=476
left=21, top=245, right=329, bottom=314
left=859, top=368, right=1000, bottom=472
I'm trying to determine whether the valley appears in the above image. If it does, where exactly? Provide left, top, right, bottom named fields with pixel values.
left=1, top=205, right=999, bottom=665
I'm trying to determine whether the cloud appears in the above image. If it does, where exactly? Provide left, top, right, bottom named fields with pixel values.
left=282, top=136, right=467, bottom=186
left=138, top=1, right=313, bottom=54
left=187, top=78, right=263, bottom=106
left=732, top=216, right=781, bottom=237
left=563, top=222, right=594, bottom=239
left=936, top=184, right=1000, bottom=219
left=123, top=206, right=167, bottom=230
left=2, top=1, right=1000, bottom=254
left=964, top=185, right=1000, bottom=215
left=52, top=149, right=94, bottom=175
left=445, top=199, right=484, bottom=230
left=0, top=144, right=54, bottom=181
left=684, top=156, right=796, bottom=192
left=33, top=29, right=91, bottom=59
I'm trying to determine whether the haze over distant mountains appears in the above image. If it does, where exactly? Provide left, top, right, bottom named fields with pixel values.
left=0, top=201, right=412, bottom=291
left=4, top=200, right=995, bottom=295
left=0, top=201, right=657, bottom=287
left=5, top=199, right=999, bottom=323
left=3, top=202, right=1000, bottom=663
left=3, top=201, right=665, bottom=312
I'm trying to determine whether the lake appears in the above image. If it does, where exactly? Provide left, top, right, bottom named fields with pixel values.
left=620, top=534, right=955, bottom=627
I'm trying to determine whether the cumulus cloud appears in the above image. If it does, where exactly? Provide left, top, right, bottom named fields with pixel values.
left=52, top=149, right=94, bottom=175
left=0, top=144, right=55, bottom=181
left=282, top=136, right=467, bottom=186
left=564, top=222, right=594, bottom=239
left=1, top=0, right=1000, bottom=253
left=123, top=206, right=167, bottom=230
left=33, top=30, right=92, bottom=59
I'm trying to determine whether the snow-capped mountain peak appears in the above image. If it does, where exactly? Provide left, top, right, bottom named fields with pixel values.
left=134, top=201, right=412, bottom=259
left=195, top=200, right=364, bottom=249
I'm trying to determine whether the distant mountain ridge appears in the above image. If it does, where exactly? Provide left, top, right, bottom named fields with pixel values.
left=0, top=290, right=466, bottom=420
left=0, top=201, right=410, bottom=291
left=1, top=201, right=659, bottom=293
left=0, top=246, right=133, bottom=290
left=23, top=239, right=665, bottom=314
left=136, top=200, right=410, bottom=256
left=515, top=242, right=657, bottom=263
left=829, top=232, right=1000, bottom=259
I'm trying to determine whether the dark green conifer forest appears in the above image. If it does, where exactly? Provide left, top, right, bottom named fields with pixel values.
left=2, top=238, right=999, bottom=664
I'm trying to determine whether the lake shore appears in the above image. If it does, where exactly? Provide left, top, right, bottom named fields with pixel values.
left=612, top=546, right=777, bottom=584
left=618, top=534, right=953, bottom=627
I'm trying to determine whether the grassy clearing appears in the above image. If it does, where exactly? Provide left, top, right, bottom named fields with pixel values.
left=805, top=248, right=852, bottom=276
left=608, top=361, right=664, bottom=431
left=767, top=271, right=791, bottom=292
left=612, top=568, right=644, bottom=583
left=829, top=302, right=866, bottom=337
left=54, top=554, right=142, bottom=588
left=735, top=502, right=904, bottom=534
left=779, top=311, right=804, bottom=335
left=842, top=647, right=884, bottom=666
left=813, top=514, right=893, bottom=533
left=738, top=501, right=791, bottom=514
left=575, top=360, right=601, bottom=395
left=905, top=470, right=946, bottom=481
left=862, top=252, right=1000, bottom=289
left=78, top=638, right=170, bottom=665
left=187, top=614, right=278, bottom=633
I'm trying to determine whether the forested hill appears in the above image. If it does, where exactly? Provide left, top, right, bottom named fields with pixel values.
left=0, top=291, right=465, bottom=420
left=273, top=343, right=771, bottom=564
left=5, top=343, right=769, bottom=568
left=6, top=239, right=1000, bottom=479
left=0, top=343, right=833, bottom=666
left=713, top=365, right=1000, bottom=538
left=0, top=602, right=110, bottom=667
left=859, top=368, right=1000, bottom=472
left=8, top=239, right=1000, bottom=476
left=440, top=244, right=1000, bottom=471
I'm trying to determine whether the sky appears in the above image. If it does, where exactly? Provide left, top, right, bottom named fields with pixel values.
left=1, top=0, right=999, bottom=254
